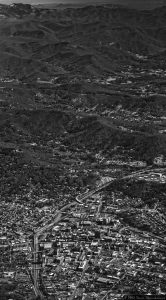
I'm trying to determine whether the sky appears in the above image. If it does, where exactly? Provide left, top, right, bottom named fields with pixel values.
left=0, top=0, right=50, bottom=3
left=0, top=0, right=51, bottom=3
left=0, top=0, right=165, bottom=9
left=0, top=0, right=118, bottom=4
left=0, top=0, right=91, bottom=3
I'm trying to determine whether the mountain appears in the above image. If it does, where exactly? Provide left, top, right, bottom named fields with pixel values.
left=0, top=3, right=166, bottom=165
left=0, top=0, right=166, bottom=10
left=1, top=3, right=166, bottom=299
left=0, top=3, right=166, bottom=76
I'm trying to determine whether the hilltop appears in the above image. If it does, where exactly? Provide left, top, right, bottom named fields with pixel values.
left=0, top=3, right=166, bottom=165
left=1, top=3, right=166, bottom=299
left=0, top=3, right=166, bottom=76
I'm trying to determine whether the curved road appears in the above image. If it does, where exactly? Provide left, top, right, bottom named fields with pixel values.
left=31, top=166, right=163, bottom=298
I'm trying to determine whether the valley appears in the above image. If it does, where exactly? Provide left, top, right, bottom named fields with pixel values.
left=0, top=3, right=166, bottom=300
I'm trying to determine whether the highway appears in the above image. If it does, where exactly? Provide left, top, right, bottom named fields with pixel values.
left=32, top=213, right=62, bottom=299
left=31, top=165, right=164, bottom=298
left=32, top=202, right=78, bottom=299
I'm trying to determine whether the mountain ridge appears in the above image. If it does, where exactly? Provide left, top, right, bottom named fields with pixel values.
left=0, top=0, right=166, bottom=10
left=0, top=3, right=166, bottom=165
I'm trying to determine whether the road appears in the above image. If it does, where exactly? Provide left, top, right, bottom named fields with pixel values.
left=32, top=202, right=78, bottom=299
left=31, top=165, right=164, bottom=298
left=32, top=213, right=62, bottom=299
left=70, top=259, right=89, bottom=300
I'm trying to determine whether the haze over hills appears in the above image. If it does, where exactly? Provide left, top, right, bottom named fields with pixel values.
left=0, top=0, right=166, bottom=10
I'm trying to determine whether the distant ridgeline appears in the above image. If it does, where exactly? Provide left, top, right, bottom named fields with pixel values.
left=0, top=0, right=166, bottom=11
